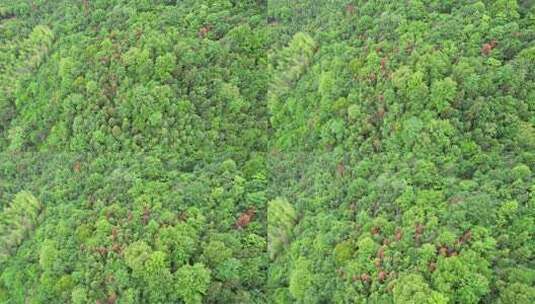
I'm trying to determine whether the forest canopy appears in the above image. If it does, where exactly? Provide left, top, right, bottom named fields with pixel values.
left=0, top=0, right=534, bottom=303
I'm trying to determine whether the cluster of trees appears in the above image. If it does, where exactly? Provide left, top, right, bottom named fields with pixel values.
left=0, top=0, right=534, bottom=303
left=2, top=0, right=267, bottom=164
left=0, top=154, right=268, bottom=303
left=1, top=0, right=267, bottom=303
left=267, top=1, right=535, bottom=303
left=0, top=22, right=54, bottom=147
left=0, top=191, right=41, bottom=265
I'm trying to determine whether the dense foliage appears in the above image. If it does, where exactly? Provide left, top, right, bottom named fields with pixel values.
left=1, top=0, right=534, bottom=303
left=1, top=1, right=267, bottom=303
left=267, top=1, right=535, bottom=303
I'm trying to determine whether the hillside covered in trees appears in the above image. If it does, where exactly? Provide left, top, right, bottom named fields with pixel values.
left=267, top=1, right=535, bottom=303
left=1, top=0, right=534, bottom=303
left=1, top=1, right=267, bottom=303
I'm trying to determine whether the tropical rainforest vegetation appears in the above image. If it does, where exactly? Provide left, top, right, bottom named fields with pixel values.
left=0, top=0, right=534, bottom=303
left=267, top=1, right=535, bottom=303
left=1, top=1, right=267, bottom=303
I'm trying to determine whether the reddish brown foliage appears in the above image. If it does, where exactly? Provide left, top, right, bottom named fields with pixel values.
left=142, top=207, right=150, bottom=225
left=346, top=4, right=356, bottom=15
left=107, top=292, right=117, bottom=304
left=481, top=40, right=497, bottom=56
left=378, top=271, right=387, bottom=282
left=448, top=196, right=463, bottom=205
left=198, top=26, right=211, bottom=38
left=371, top=226, right=381, bottom=235
left=458, top=230, right=472, bottom=245
left=374, top=258, right=382, bottom=268
left=377, top=107, right=385, bottom=119
left=428, top=262, right=436, bottom=272
left=481, top=43, right=492, bottom=56
left=73, top=161, right=81, bottom=173
left=235, top=207, right=256, bottom=229
left=415, top=223, right=424, bottom=235
left=380, top=57, right=388, bottom=73
left=395, top=228, right=403, bottom=241
left=439, top=245, right=448, bottom=257
left=112, top=243, right=122, bottom=254
left=178, top=211, right=188, bottom=222
left=96, top=247, right=108, bottom=256
left=438, top=244, right=458, bottom=257
left=111, top=228, right=118, bottom=241
left=377, top=246, right=385, bottom=259
left=337, top=162, right=345, bottom=177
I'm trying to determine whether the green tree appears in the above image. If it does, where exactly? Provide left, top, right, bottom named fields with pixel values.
left=498, top=283, right=535, bottom=304
left=0, top=191, right=42, bottom=264
left=432, top=251, right=491, bottom=303
left=393, top=273, right=448, bottom=304
left=288, top=257, right=314, bottom=302
left=175, top=263, right=211, bottom=304
left=124, top=241, right=152, bottom=278
left=268, top=198, right=297, bottom=260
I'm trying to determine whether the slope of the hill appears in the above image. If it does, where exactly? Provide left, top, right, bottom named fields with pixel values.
left=267, top=1, right=535, bottom=303
left=1, top=1, right=535, bottom=303
left=1, top=1, right=268, bottom=303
